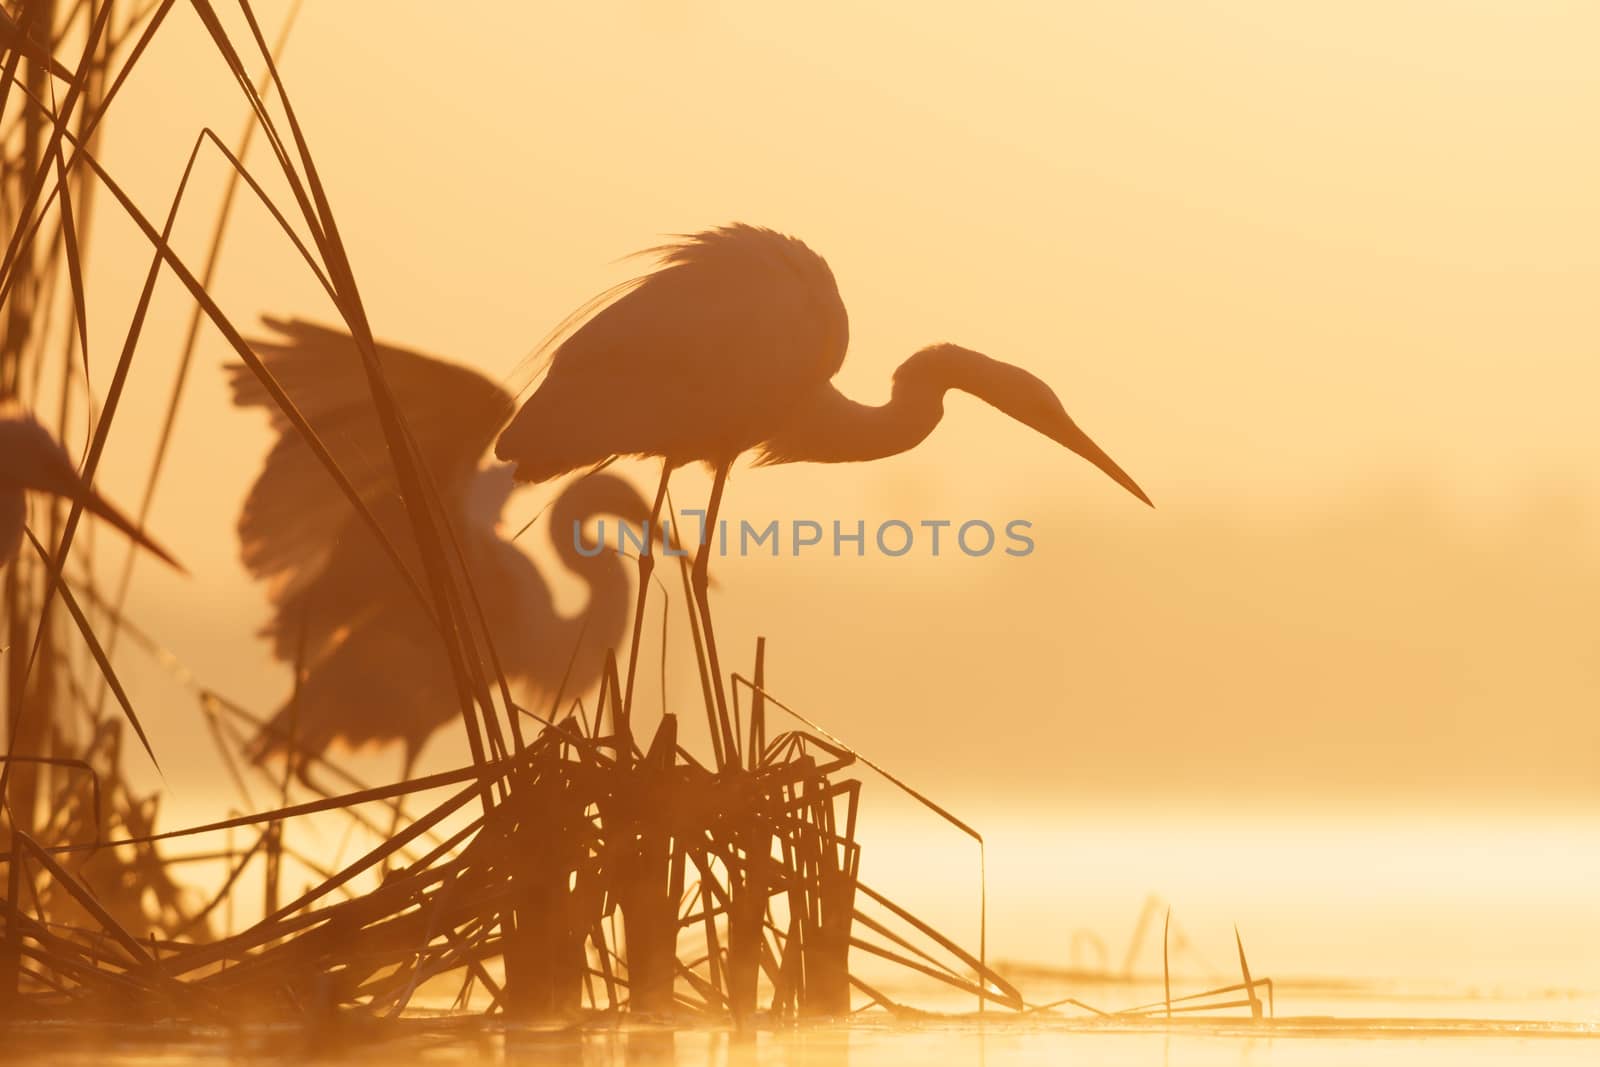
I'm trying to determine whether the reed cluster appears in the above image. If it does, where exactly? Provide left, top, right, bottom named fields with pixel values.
left=0, top=0, right=1019, bottom=1024
left=0, top=1, right=1264, bottom=1030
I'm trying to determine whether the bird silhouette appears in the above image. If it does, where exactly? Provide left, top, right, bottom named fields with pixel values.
left=494, top=223, right=1152, bottom=709
left=0, top=414, right=180, bottom=570
left=231, top=318, right=654, bottom=778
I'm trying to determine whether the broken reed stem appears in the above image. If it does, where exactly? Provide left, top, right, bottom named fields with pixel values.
left=1163, top=906, right=1172, bottom=1020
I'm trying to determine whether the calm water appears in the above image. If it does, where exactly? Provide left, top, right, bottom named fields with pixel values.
left=10, top=975, right=1597, bottom=1066
left=9, top=1013, right=1597, bottom=1066
left=61, top=808, right=1592, bottom=1064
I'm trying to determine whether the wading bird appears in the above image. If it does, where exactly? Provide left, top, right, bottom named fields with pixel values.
left=494, top=223, right=1152, bottom=707
left=0, top=414, right=180, bottom=569
left=232, top=319, right=654, bottom=779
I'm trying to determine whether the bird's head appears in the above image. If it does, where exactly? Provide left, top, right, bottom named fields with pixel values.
left=0, top=415, right=86, bottom=498
left=902, top=344, right=1152, bottom=507
left=0, top=415, right=185, bottom=568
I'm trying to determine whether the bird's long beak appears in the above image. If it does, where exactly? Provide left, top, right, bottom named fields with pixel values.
left=1050, top=417, right=1153, bottom=508
left=16, top=463, right=186, bottom=572
left=69, top=486, right=187, bottom=572
left=0, top=417, right=185, bottom=571
left=950, top=348, right=1153, bottom=508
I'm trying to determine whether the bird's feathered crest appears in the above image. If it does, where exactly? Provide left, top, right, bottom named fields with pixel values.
left=642, top=224, right=829, bottom=278
left=506, top=224, right=847, bottom=404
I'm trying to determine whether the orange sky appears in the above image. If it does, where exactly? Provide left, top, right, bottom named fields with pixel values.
left=34, top=1, right=1600, bottom=816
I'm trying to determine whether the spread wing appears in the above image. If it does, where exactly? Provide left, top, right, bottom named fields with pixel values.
left=231, top=317, right=514, bottom=661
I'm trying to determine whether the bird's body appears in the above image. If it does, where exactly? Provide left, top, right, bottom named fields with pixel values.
left=233, top=320, right=651, bottom=771
left=494, top=223, right=1151, bottom=715
left=0, top=414, right=180, bottom=569
left=247, top=473, right=639, bottom=759
left=498, top=224, right=1148, bottom=499
left=498, top=225, right=850, bottom=481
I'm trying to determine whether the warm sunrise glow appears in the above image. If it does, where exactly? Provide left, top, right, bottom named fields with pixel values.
left=2, top=2, right=1595, bottom=1063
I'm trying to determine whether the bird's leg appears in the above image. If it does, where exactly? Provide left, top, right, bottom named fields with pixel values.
left=692, top=463, right=732, bottom=748
left=622, top=461, right=672, bottom=720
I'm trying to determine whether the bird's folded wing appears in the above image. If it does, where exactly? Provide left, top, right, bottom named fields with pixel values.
left=496, top=226, right=844, bottom=478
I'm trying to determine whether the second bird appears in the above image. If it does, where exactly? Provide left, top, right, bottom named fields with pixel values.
left=232, top=318, right=653, bottom=779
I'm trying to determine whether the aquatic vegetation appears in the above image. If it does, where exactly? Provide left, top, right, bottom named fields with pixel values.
left=0, top=0, right=1023, bottom=1025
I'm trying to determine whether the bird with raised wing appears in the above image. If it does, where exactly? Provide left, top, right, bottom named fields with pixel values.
left=232, top=318, right=654, bottom=779
left=0, top=414, right=181, bottom=570
left=494, top=223, right=1152, bottom=708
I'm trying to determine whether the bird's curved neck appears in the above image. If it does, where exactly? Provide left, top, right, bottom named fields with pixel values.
left=548, top=517, right=632, bottom=666
left=759, top=349, right=983, bottom=465
left=838, top=383, right=946, bottom=463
